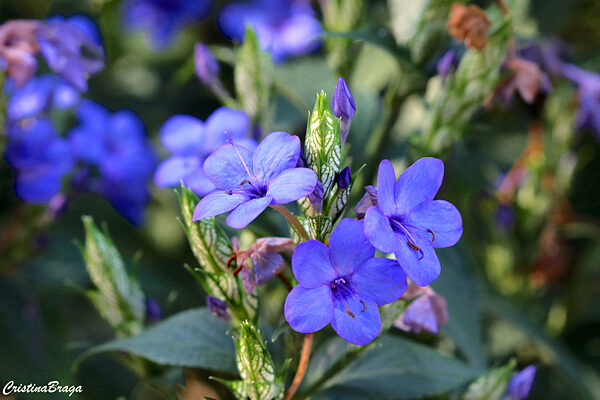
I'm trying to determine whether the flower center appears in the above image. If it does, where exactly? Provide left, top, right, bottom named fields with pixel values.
left=390, top=218, right=436, bottom=260
left=330, top=277, right=367, bottom=319
left=223, top=132, right=267, bottom=198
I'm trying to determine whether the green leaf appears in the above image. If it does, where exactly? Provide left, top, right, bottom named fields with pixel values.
left=80, top=216, right=145, bottom=337
left=462, top=360, right=516, bottom=400
left=177, top=185, right=258, bottom=323
left=302, top=335, right=480, bottom=399
left=305, top=91, right=342, bottom=198
left=235, top=26, right=274, bottom=124
left=77, top=308, right=237, bottom=374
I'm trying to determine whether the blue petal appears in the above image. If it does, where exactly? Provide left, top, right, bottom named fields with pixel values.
left=205, top=107, right=250, bottom=150
left=330, top=296, right=380, bottom=345
left=203, top=143, right=253, bottom=190
left=252, top=132, right=300, bottom=186
left=183, top=169, right=215, bottom=196
left=394, top=237, right=441, bottom=287
left=351, top=258, right=407, bottom=306
left=285, top=285, right=333, bottom=333
left=395, top=157, right=444, bottom=216
left=401, top=293, right=447, bottom=334
left=329, top=218, right=374, bottom=276
left=76, top=99, right=110, bottom=128
left=404, top=200, right=463, bottom=248
left=266, top=167, right=317, bottom=205
left=272, top=12, right=322, bottom=61
left=377, top=159, right=397, bottom=216
left=192, top=190, right=248, bottom=221
left=15, top=168, right=64, bottom=203
left=292, top=240, right=337, bottom=288
left=154, top=156, right=200, bottom=188
left=505, top=365, right=537, bottom=400
left=364, top=207, right=400, bottom=253
left=160, top=115, right=205, bottom=156
left=225, top=195, right=272, bottom=229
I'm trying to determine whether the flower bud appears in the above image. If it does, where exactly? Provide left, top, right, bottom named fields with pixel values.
left=354, top=185, right=378, bottom=218
left=337, top=166, right=351, bottom=189
left=206, top=296, right=230, bottom=322
left=308, top=180, right=324, bottom=214
left=505, top=365, right=537, bottom=400
left=145, top=297, right=162, bottom=324
left=332, top=77, right=355, bottom=146
left=394, top=283, right=448, bottom=334
left=194, top=42, right=220, bottom=86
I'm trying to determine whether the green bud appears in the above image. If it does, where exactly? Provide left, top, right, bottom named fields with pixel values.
left=80, top=216, right=145, bottom=337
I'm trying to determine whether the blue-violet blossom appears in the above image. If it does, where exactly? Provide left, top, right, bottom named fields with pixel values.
left=154, top=107, right=256, bottom=196
left=121, top=0, right=212, bottom=48
left=332, top=77, right=355, bottom=146
left=218, top=0, right=322, bottom=63
left=503, top=365, right=537, bottom=400
left=194, top=42, right=220, bottom=87
left=285, top=219, right=407, bottom=345
left=364, top=158, right=463, bottom=286
left=394, top=283, right=448, bottom=334
left=192, top=131, right=317, bottom=229
left=560, top=63, right=600, bottom=138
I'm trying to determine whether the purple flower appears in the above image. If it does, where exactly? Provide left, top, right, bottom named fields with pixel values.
left=284, top=219, right=407, bottom=345
left=355, top=185, right=378, bottom=218
left=337, top=166, right=352, bottom=190
left=37, top=15, right=104, bottom=91
left=394, top=283, right=448, bottom=334
left=7, top=74, right=79, bottom=121
left=154, top=107, right=256, bottom=196
left=145, top=297, right=162, bottom=323
left=121, top=0, right=212, bottom=48
left=308, top=180, right=324, bottom=214
left=192, top=131, right=317, bottom=229
left=332, top=77, right=355, bottom=146
left=194, top=42, right=220, bottom=87
left=519, top=38, right=569, bottom=77
left=437, top=49, right=459, bottom=79
left=560, top=63, right=600, bottom=138
left=364, top=158, right=463, bottom=286
left=0, top=20, right=41, bottom=87
left=68, top=100, right=156, bottom=224
left=218, top=0, right=322, bottom=63
left=232, top=237, right=295, bottom=293
left=503, top=365, right=537, bottom=400
left=207, top=296, right=230, bottom=322
left=5, top=118, right=73, bottom=203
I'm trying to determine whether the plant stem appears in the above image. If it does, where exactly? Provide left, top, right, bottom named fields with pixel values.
left=270, top=205, right=311, bottom=241
left=283, top=333, right=314, bottom=400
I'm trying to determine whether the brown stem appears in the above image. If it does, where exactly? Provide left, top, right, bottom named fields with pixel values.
left=283, top=333, right=314, bottom=400
left=269, top=205, right=310, bottom=241
left=278, top=273, right=294, bottom=291
left=496, top=0, right=509, bottom=15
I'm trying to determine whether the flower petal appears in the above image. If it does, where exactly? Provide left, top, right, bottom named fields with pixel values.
left=377, top=159, right=397, bottom=216
left=225, top=195, right=272, bottom=229
left=394, top=238, right=441, bottom=287
left=154, top=156, right=200, bottom=188
left=364, top=207, right=400, bottom=253
left=203, top=143, right=254, bottom=190
left=285, top=285, right=333, bottom=333
left=292, top=240, right=337, bottom=288
left=183, top=169, right=216, bottom=196
left=267, top=168, right=317, bottom=205
left=395, top=157, right=444, bottom=216
left=329, top=219, right=375, bottom=276
left=330, top=296, right=381, bottom=345
left=404, top=200, right=463, bottom=248
left=205, top=107, right=250, bottom=150
left=253, top=132, right=300, bottom=186
left=351, top=258, right=407, bottom=306
left=192, top=191, right=249, bottom=221
left=159, top=115, right=205, bottom=156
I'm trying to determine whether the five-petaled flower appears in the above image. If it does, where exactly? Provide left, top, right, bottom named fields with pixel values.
left=285, top=219, right=407, bottom=345
left=192, top=131, right=317, bottom=229
left=364, top=158, right=463, bottom=286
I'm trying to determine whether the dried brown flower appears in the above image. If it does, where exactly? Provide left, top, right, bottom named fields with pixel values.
left=447, top=3, right=492, bottom=51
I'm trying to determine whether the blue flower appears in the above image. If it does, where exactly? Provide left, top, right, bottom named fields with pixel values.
left=121, top=0, right=212, bottom=48
left=218, top=0, right=322, bottom=63
left=503, top=365, right=536, bottom=400
left=560, top=63, right=600, bottom=138
left=7, top=74, right=79, bottom=121
left=5, top=118, right=73, bottom=203
left=394, top=283, right=448, bottom=334
left=69, top=100, right=156, bottom=224
left=192, top=131, right=317, bottom=229
left=37, top=15, right=104, bottom=91
left=437, top=49, right=459, bottom=79
left=284, top=219, right=407, bottom=345
left=194, top=42, right=220, bottom=87
left=364, top=158, right=463, bottom=286
left=154, top=107, right=256, bottom=196
left=332, top=77, right=355, bottom=146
